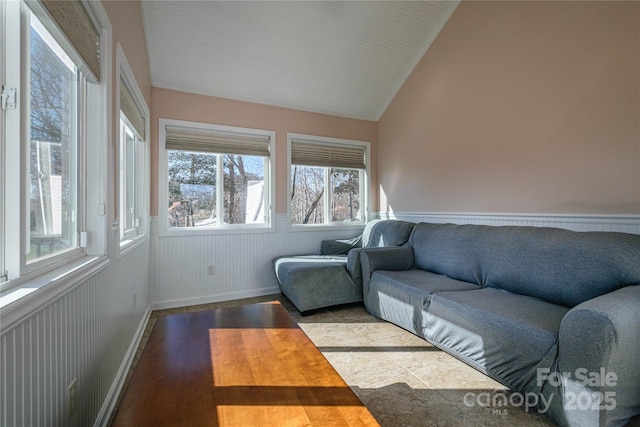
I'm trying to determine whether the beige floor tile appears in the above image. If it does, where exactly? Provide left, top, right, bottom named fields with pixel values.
left=327, top=304, right=384, bottom=322
left=412, top=356, right=504, bottom=391
left=459, top=399, right=557, bottom=427
left=321, top=349, right=408, bottom=387
left=298, top=323, right=371, bottom=348
left=350, top=321, right=411, bottom=343
left=354, top=373, right=469, bottom=427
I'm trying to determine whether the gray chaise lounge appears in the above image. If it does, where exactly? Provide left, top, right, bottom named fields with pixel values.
left=360, top=222, right=640, bottom=427
left=273, top=219, right=414, bottom=313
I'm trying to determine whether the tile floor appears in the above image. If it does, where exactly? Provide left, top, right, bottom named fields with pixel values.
left=119, top=294, right=561, bottom=427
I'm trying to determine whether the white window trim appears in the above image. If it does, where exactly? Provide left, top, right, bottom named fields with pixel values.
left=120, top=118, right=138, bottom=240
left=158, top=118, right=276, bottom=237
left=116, top=43, right=149, bottom=256
left=21, top=7, right=86, bottom=277
left=287, top=133, right=370, bottom=232
left=0, top=0, right=111, bottom=319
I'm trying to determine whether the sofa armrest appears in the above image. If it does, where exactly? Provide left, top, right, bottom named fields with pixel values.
left=320, top=236, right=362, bottom=255
left=346, top=248, right=365, bottom=287
left=556, top=285, right=640, bottom=426
left=360, top=246, right=415, bottom=292
left=346, top=247, right=391, bottom=287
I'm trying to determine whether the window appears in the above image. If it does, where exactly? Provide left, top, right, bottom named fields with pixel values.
left=1, top=0, right=108, bottom=289
left=28, top=12, right=81, bottom=261
left=288, top=134, right=369, bottom=226
left=117, top=44, right=148, bottom=247
left=159, top=119, right=274, bottom=234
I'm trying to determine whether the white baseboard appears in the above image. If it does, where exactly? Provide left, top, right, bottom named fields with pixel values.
left=94, top=305, right=152, bottom=427
left=376, top=212, right=640, bottom=234
left=151, top=286, right=281, bottom=311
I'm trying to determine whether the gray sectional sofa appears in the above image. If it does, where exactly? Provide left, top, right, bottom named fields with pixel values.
left=360, top=222, right=640, bottom=427
left=273, top=219, right=414, bottom=313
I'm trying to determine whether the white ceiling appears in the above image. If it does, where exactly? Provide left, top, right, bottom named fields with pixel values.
left=141, top=1, right=459, bottom=121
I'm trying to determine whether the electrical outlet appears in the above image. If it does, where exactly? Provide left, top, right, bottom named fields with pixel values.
left=207, top=264, right=215, bottom=275
left=68, top=378, right=77, bottom=418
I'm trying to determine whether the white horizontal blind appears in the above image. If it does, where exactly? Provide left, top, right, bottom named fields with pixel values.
left=40, top=0, right=101, bottom=81
left=290, top=138, right=366, bottom=169
left=120, top=78, right=145, bottom=139
left=165, top=125, right=270, bottom=157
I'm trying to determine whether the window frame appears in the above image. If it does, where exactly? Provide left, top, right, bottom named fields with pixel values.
left=287, top=133, right=370, bottom=231
left=158, top=118, right=275, bottom=237
left=116, top=43, right=148, bottom=254
left=23, top=9, right=86, bottom=274
left=0, top=0, right=111, bottom=297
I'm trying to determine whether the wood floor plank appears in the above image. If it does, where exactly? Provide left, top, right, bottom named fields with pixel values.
left=111, top=302, right=379, bottom=426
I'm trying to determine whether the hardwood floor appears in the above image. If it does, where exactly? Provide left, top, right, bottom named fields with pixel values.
left=110, top=301, right=379, bottom=426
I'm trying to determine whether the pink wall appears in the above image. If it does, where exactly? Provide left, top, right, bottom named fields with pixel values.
left=378, top=1, right=640, bottom=215
left=103, top=0, right=151, bottom=105
left=150, top=88, right=378, bottom=216
left=103, top=0, right=152, bottom=219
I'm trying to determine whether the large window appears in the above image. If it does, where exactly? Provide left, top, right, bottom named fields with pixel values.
left=288, top=134, right=369, bottom=226
left=28, top=13, right=81, bottom=260
left=117, top=44, right=148, bottom=247
left=1, top=0, right=108, bottom=289
left=159, top=119, right=274, bottom=233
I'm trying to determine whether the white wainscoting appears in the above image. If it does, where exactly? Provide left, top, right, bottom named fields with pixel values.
left=377, top=212, right=640, bottom=234
left=150, top=212, right=639, bottom=309
left=0, top=241, right=151, bottom=427
left=150, top=215, right=364, bottom=309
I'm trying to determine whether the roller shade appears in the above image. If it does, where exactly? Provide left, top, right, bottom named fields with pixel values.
left=41, top=0, right=101, bottom=82
left=120, top=78, right=145, bottom=139
left=165, top=125, right=270, bottom=157
left=291, top=138, right=366, bottom=169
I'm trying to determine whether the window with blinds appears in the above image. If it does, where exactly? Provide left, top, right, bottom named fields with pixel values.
left=290, top=138, right=366, bottom=170
left=40, top=0, right=101, bottom=82
left=1, top=0, right=109, bottom=291
left=288, top=134, right=369, bottom=226
left=120, top=79, right=145, bottom=139
left=160, top=120, right=274, bottom=231
left=117, top=44, right=149, bottom=246
left=165, top=125, right=271, bottom=157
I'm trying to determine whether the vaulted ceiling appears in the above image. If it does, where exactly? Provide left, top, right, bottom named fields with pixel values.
left=141, top=1, right=459, bottom=121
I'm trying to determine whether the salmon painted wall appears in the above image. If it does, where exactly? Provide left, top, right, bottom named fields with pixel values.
left=378, top=1, right=640, bottom=215
left=103, top=0, right=151, bottom=105
left=150, top=88, right=378, bottom=216
left=103, top=0, right=151, bottom=219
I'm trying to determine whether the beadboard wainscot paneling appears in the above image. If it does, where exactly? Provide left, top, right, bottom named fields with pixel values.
left=377, top=212, right=640, bottom=234
left=151, top=214, right=365, bottom=309
left=0, top=239, right=151, bottom=427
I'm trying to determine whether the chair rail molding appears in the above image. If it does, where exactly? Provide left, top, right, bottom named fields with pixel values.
left=375, top=212, right=640, bottom=234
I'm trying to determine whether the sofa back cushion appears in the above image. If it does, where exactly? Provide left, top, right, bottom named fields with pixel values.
left=362, top=219, right=415, bottom=248
left=410, top=223, right=640, bottom=307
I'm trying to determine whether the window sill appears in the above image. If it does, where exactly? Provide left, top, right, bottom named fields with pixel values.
left=0, top=255, right=110, bottom=331
left=158, top=224, right=275, bottom=238
left=118, top=234, right=148, bottom=258
left=288, top=223, right=366, bottom=233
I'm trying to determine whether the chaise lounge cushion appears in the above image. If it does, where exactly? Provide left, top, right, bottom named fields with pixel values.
left=274, top=256, right=359, bottom=312
left=274, top=220, right=416, bottom=313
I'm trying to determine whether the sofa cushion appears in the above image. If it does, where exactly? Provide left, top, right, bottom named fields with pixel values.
left=362, top=219, right=415, bottom=248
left=424, top=288, right=570, bottom=394
left=410, top=223, right=640, bottom=307
left=366, top=269, right=479, bottom=335
left=410, top=223, right=486, bottom=285
left=274, top=255, right=360, bottom=312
